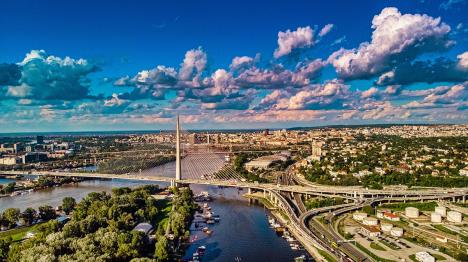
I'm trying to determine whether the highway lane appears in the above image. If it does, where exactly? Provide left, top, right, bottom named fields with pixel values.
left=2, top=170, right=467, bottom=200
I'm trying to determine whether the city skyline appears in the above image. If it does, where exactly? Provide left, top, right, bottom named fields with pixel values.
left=1, top=0, right=467, bottom=132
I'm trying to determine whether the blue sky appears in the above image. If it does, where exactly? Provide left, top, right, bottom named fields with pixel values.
left=0, top=0, right=467, bottom=132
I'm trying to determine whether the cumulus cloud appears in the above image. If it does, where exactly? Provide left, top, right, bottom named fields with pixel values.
left=329, top=7, right=453, bottom=80
left=112, top=65, right=178, bottom=100
left=230, top=55, right=257, bottom=71
left=5, top=50, right=100, bottom=100
left=201, top=96, right=252, bottom=110
left=376, top=57, right=468, bottom=86
left=458, top=51, right=468, bottom=69
left=403, top=83, right=467, bottom=109
left=235, top=60, right=325, bottom=89
left=132, top=66, right=177, bottom=86
left=274, top=26, right=314, bottom=58
left=0, top=63, right=21, bottom=86
left=260, top=80, right=353, bottom=110
left=178, top=47, right=207, bottom=83
left=361, top=87, right=380, bottom=98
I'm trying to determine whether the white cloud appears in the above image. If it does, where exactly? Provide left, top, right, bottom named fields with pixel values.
left=230, top=56, right=255, bottom=71
left=329, top=7, right=452, bottom=80
left=274, top=26, right=314, bottom=58
left=318, top=24, right=334, bottom=37
left=457, top=51, right=468, bottom=70
left=8, top=50, right=99, bottom=100
left=361, top=87, right=379, bottom=98
left=178, top=47, right=207, bottom=82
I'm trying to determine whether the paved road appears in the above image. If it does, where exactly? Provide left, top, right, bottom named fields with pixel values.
left=3, top=170, right=466, bottom=199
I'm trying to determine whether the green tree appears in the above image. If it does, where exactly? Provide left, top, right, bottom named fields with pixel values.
left=1, top=183, right=15, bottom=194
left=154, top=236, right=169, bottom=262
left=62, top=197, right=76, bottom=215
left=38, top=205, right=56, bottom=221
left=0, top=237, right=11, bottom=260
left=20, top=208, right=37, bottom=226
left=2, top=208, right=20, bottom=229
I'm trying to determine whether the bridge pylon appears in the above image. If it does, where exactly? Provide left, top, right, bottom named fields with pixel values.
left=175, top=115, right=181, bottom=181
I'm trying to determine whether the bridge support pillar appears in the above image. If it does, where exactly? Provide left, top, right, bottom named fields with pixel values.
left=463, top=195, right=466, bottom=203
left=248, top=188, right=252, bottom=195
left=263, top=190, right=266, bottom=198
left=452, top=197, right=456, bottom=202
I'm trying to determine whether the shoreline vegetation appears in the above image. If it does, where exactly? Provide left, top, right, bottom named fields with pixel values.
left=0, top=185, right=196, bottom=262
left=0, top=176, right=81, bottom=198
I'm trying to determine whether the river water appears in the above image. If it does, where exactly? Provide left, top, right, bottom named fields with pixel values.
left=0, top=180, right=307, bottom=261
left=0, top=178, right=14, bottom=185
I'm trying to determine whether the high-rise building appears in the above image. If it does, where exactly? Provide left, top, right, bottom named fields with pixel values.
left=310, top=141, right=324, bottom=161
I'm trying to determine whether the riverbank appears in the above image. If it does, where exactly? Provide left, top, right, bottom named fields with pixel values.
left=244, top=192, right=329, bottom=262
left=0, top=175, right=86, bottom=199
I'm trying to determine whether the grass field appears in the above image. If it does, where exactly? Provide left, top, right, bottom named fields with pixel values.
left=355, top=242, right=395, bottom=262
left=318, top=249, right=338, bottom=262
left=370, top=241, right=386, bottom=251
left=0, top=224, right=41, bottom=242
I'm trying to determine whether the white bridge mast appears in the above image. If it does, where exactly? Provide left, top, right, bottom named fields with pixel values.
left=175, top=115, right=181, bottom=181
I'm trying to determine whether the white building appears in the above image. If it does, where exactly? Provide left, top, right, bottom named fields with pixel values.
left=459, top=166, right=468, bottom=176
left=383, top=212, right=400, bottom=221
left=352, top=212, right=367, bottom=221
left=360, top=225, right=381, bottom=238
left=390, top=227, right=404, bottom=237
left=415, top=251, right=435, bottom=262
left=380, top=223, right=393, bottom=232
left=0, top=156, right=20, bottom=165
left=245, top=153, right=289, bottom=171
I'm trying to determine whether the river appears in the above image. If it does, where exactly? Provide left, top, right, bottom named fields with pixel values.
left=0, top=180, right=308, bottom=261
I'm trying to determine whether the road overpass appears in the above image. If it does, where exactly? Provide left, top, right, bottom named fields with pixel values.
left=2, top=170, right=466, bottom=201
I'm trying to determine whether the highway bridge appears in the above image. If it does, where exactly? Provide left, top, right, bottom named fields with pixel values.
left=2, top=170, right=466, bottom=199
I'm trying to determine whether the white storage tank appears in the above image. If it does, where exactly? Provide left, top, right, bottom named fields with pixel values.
left=430, top=212, right=442, bottom=223
left=405, top=207, right=419, bottom=218
left=363, top=217, right=379, bottom=226
left=380, top=223, right=393, bottom=232
left=353, top=212, right=368, bottom=221
left=447, top=211, right=462, bottom=223
left=435, top=206, right=447, bottom=217
left=390, top=227, right=403, bottom=237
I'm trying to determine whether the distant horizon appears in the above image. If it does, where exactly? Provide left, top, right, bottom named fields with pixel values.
left=0, top=122, right=466, bottom=137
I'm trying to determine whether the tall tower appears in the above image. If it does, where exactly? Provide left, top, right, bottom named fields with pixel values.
left=175, top=115, right=181, bottom=181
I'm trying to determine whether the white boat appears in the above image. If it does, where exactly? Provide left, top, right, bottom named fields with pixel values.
left=272, top=223, right=281, bottom=228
